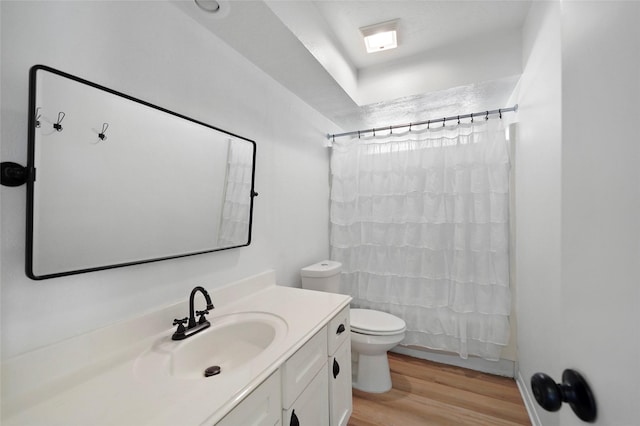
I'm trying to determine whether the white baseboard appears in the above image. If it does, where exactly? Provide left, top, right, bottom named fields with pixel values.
left=392, top=345, right=515, bottom=377
left=515, top=369, right=542, bottom=426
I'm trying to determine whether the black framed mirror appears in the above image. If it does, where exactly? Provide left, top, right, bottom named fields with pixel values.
left=26, top=65, right=257, bottom=280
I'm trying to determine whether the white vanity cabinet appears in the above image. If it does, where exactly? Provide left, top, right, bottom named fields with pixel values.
left=216, top=370, right=282, bottom=426
left=216, top=308, right=352, bottom=426
left=281, top=306, right=352, bottom=426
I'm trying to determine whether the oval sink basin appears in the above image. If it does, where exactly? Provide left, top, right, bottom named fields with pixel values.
left=135, top=312, right=287, bottom=381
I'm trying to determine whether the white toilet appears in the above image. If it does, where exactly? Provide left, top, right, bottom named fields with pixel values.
left=301, top=260, right=406, bottom=393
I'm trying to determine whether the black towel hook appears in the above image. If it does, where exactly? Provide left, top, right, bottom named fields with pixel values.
left=34, top=107, right=42, bottom=128
left=53, top=111, right=65, bottom=132
left=98, top=123, right=109, bottom=141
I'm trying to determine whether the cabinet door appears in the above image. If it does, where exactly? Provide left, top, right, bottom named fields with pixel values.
left=282, top=327, right=327, bottom=408
left=216, top=370, right=282, bottom=426
left=283, top=363, right=329, bottom=426
left=329, top=339, right=352, bottom=426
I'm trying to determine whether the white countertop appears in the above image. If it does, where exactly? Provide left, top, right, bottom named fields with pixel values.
left=1, top=271, right=351, bottom=426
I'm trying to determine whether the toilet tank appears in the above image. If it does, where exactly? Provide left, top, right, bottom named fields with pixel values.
left=300, top=260, right=342, bottom=294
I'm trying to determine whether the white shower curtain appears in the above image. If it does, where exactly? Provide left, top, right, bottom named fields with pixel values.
left=330, top=119, right=511, bottom=360
left=218, top=140, right=254, bottom=247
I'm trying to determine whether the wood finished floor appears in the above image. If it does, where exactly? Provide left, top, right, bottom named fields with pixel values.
left=348, top=353, right=531, bottom=426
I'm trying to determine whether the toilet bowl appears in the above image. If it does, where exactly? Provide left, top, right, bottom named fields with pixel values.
left=300, top=261, right=406, bottom=393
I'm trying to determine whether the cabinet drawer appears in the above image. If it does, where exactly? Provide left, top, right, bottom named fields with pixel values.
left=283, top=363, right=329, bottom=426
left=281, top=327, right=327, bottom=408
left=327, top=307, right=350, bottom=356
left=216, top=370, right=281, bottom=426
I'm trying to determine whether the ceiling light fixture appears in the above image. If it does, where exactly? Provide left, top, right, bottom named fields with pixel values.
left=360, top=20, right=399, bottom=53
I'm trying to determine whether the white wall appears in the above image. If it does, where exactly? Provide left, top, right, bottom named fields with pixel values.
left=0, top=1, right=338, bottom=359
left=559, top=2, right=640, bottom=424
left=513, top=2, right=563, bottom=425
left=515, top=1, right=640, bottom=425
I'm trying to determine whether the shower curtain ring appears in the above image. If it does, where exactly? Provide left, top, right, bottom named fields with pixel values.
left=499, top=108, right=502, bottom=119
left=485, top=111, right=489, bottom=120
left=389, top=125, right=392, bottom=135
left=457, top=115, right=460, bottom=125
left=442, top=117, right=446, bottom=127
left=427, top=120, right=430, bottom=129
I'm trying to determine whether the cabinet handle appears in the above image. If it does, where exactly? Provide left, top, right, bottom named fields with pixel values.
left=290, top=409, right=300, bottom=426
left=336, top=324, right=346, bottom=335
left=333, top=358, right=340, bottom=379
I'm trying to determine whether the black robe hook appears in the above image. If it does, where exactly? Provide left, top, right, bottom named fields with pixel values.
left=53, top=111, right=65, bottom=132
left=34, top=107, right=41, bottom=128
left=98, top=123, right=109, bottom=141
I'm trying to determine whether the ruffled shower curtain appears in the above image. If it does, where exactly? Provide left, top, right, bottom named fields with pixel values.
left=218, top=140, right=254, bottom=247
left=330, top=120, right=511, bottom=360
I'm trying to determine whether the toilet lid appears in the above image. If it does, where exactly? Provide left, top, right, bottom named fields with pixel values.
left=350, top=309, right=406, bottom=335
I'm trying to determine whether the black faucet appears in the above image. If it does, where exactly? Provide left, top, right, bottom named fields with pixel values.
left=172, top=286, right=215, bottom=341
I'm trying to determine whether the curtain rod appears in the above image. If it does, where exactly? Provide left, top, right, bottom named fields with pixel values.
left=327, top=104, right=518, bottom=141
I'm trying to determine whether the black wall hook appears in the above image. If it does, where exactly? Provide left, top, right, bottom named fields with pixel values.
left=34, top=107, right=41, bottom=128
left=53, top=111, right=65, bottom=132
left=531, top=370, right=597, bottom=422
left=98, top=122, right=109, bottom=141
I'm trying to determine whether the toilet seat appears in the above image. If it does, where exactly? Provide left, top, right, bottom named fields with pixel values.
left=350, top=309, right=406, bottom=336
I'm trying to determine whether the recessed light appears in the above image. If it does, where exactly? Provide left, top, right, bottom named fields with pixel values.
left=360, top=20, right=399, bottom=53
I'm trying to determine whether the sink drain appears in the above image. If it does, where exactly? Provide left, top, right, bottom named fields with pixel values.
left=204, top=365, right=221, bottom=377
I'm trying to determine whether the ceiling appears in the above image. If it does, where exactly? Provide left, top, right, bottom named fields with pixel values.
left=173, top=0, right=531, bottom=131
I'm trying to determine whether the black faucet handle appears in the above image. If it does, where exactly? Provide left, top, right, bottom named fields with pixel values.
left=173, top=317, right=188, bottom=330
left=171, top=317, right=189, bottom=340
left=196, top=310, right=210, bottom=324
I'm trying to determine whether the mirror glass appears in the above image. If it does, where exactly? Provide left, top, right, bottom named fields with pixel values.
left=27, top=65, right=256, bottom=280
